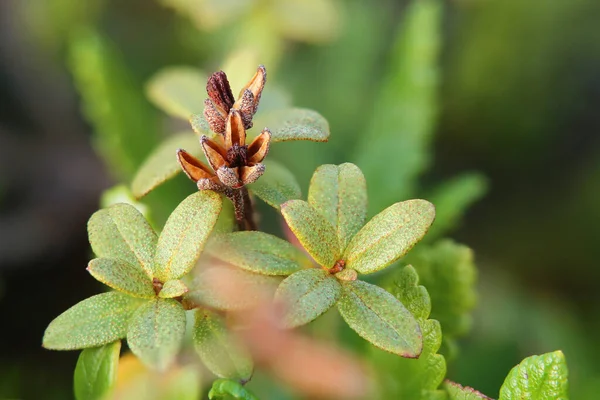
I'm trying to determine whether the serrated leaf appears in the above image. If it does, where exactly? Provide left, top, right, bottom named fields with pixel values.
left=249, top=160, right=301, bottom=209
left=126, top=299, right=186, bottom=371
left=308, top=163, right=367, bottom=251
left=344, top=199, right=435, bottom=274
left=159, top=279, right=188, bottom=298
left=262, top=108, right=330, bottom=142
left=43, top=292, right=144, bottom=350
left=74, top=341, right=121, bottom=400
left=207, top=232, right=309, bottom=276
left=208, top=379, right=260, bottom=400
left=445, top=380, right=492, bottom=400
left=132, top=132, right=205, bottom=199
left=406, top=240, right=477, bottom=338
left=499, top=351, right=569, bottom=400
left=154, top=191, right=222, bottom=281
left=338, top=280, right=422, bottom=357
left=275, top=269, right=341, bottom=328
left=193, top=310, right=253, bottom=381
left=281, top=200, right=340, bottom=269
left=146, top=67, right=206, bottom=120
left=87, top=258, right=155, bottom=298
left=88, top=203, right=158, bottom=279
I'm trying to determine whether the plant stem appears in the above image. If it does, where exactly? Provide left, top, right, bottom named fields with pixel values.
left=226, top=187, right=257, bottom=231
left=241, top=187, right=257, bottom=231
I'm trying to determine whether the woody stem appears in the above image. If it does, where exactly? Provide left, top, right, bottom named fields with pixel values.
left=226, top=188, right=257, bottom=231
left=241, top=187, right=257, bottom=231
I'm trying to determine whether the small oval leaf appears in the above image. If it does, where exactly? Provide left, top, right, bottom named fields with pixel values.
left=207, top=231, right=309, bottom=276
left=275, top=268, right=341, bottom=328
left=208, top=379, right=260, bottom=400
left=499, top=351, right=569, bottom=400
left=262, top=108, right=330, bottom=142
left=249, top=160, right=301, bottom=209
left=87, top=258, right=155, bottom=298
left=146, top=67, right=206, bottom=120
left=280, top=200, right=340, bottom=269
left=193, top=310, right=253, bottom=381
left=344, top=199, right=435, bottom=274
left=445, top=380, right=492, bottom=400
left=337, top=280, right=422, bottom=358
left=43, top=292, right=144, bottom=350
left=308, top=163, right=367, bottom=251
left=126, top=299, right=186, bottom=371
left=88, top=203, right=158, bottom=279
left=159, top=279, right=189, bottom=298
left=74, top=341, right=121, bottom=400
left=154, top=191, right=222, bottom=281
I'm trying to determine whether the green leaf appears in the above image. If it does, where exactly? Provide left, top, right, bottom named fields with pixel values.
left=88, top=203, right=158, bottom=279
left=193, top=310, right=253, bottom=381
left=158, top=365, right=203, bottom=400
left=146, top=67, right=206, bottom=120
left=280, top=200, right=341, bottom=269
left=208, top=379, right=260, bottom=400
left=262, top=108, right=330, bottom=142
left=308, top=163, right=367, bottom=251
left=87, top=258, right=155, bottom=298
left=354, top=0, right=441, bottom=213
left=159, top=279, right=189, bottom=298
left=190, top=113, right=211, bottom=136
left=338, top=280, right=422, bottom=358
left=405, top=240, right=477, bottom=338
left=207, top=232, right=309, bottom=276
left=131, top=132, right=205, bottom=199
left=425, top=173, right=488, bottom=241
left=249, top=160, right=301, bottom=209
left=445, top=381, right=492, bottom=400
left=275, top=269, right=341, bottom=328
left=370, top=265, right=446, bottom=399
left=126, top=299, right=186, bottom=371
left=74, top=341, right=121, bottom=400
left=499, top=351, right=569, bottom=400
left=344, top=199, right=435, bottom=274
left=272, top=0, right=340, bottom=43
left=154, top=191, right=222, bottom=281
left=43, top=292, right=144, bottom=350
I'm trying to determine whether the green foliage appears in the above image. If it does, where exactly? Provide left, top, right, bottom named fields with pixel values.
left=146, top=67, right=207, bottom=120
left=445, top=381, right=492, bottom=400
left=248, top=160, right=302, bottom=209
left=74, top=342, right=121, bottom=400
left=208, top=379, right=260, bottom=400
left=86, top=258, right=155, bottom=299
left=158, top=280, right=189, bottom=299
left=193, top=310, right=253, bottom=381
left=260, top=108, right=330, bottom=142
left=499, top=351, right=569, bottom=400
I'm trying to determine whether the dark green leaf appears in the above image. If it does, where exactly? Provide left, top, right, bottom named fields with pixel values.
left=126, top=299, right=186, bottom=371
left=499, top=351, right=569, bottom=400
left=249, top=160, right=301, bottom=209
left=159, top=279, right=188, bottom=298
left=43, top=292, right=144, bottom=350
left=338, top=280, right=422, bottom=358
left=445, top=381, right=492, bottom=400
left=146, top=67, right=206, bottom=120
left=281, top=200, right=340, bottom=269
left=193, top=310, right=253, bottom=381
left=207, top=232, right=309, bottom=276
left=263, top=108, right=330, bottom=142
left=154, top=191, right=222, bottom=281
left=131, top=132, right=205, bottom=199
left=87, top=258, right=155, bottom=298
left=74, top=341, right=121, bottom=400
left=208, top=379, right=260, bottom=400
left=344, top=200, right=435, bottom=274
left=275, top=268, right=341, bottom=328
left=308, top=163, right=367, bottom=251
left=88, top=203, right=157, bottom=279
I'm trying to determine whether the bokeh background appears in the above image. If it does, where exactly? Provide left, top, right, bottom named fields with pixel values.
left=1, top=0, right=600, bottom=398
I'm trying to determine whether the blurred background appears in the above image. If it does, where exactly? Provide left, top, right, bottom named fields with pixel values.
left=1, top=0, right=600, bottom=398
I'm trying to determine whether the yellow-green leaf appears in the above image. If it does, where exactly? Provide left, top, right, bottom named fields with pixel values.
left=159, top=279, right=189, bottom=298
left=88, top=203, right=158, bottom=279
left=262, top=108, right=330, bottom=142
left=275, top=268, right=341, bottom=328
left=337, top=280, right=422, bottom=358
left=207, top=232, right=309, bottom=276
left=208, top=379, right=260, bottom=400
left=126, top=299, right=186, bottom=371
left=272, top=0, right=340, bottom=43
left=281, top=200, right=340, bottom=269
left=154, top=191, right=222, bottom=281
left=445, top=381, right=492, bottom=400
left=193, top=310, right=253, bottom=381
left=249, top=160, right=301, bottom=209
left=87, top=258, right=155, bottom=298
left=146, top=67, right=206, bottom=120
left=131, top=132, right=205, bottom=199
left=344, top=199, right=435, bottom=274
left=308, top=163, right=367, bottom=251
left=74, top=341, right=121, bottom=400
left=43, top=292, right=144, bottom=350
